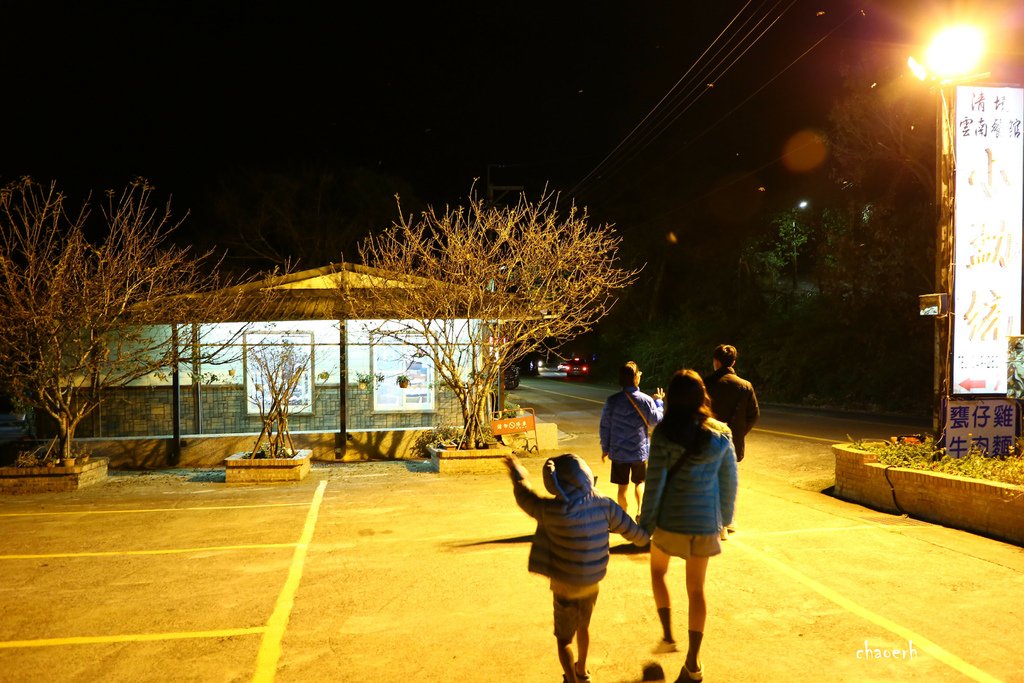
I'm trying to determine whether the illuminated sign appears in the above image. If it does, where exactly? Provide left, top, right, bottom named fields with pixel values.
left=951, top=85, right=1024, bottom=395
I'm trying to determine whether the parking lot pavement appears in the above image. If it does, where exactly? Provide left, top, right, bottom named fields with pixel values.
left=1, top=451, right=1023, bottom=682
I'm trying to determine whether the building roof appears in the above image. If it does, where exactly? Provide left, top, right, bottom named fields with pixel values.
left=197, top=262, right=417, bottom=323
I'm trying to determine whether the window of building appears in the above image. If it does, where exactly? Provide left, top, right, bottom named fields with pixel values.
left=371, top=341, right=435, bottom=412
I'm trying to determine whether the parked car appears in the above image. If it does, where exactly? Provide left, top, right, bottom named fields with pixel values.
left=558, top=357, right=590, bottom=377
left=503, top=365, right=521, bottom=390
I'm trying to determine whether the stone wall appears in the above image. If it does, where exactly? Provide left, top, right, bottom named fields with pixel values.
left=39, top=383, right=461, bottom=440
left=75, top=385, right=343, bottom=437
left=832, top=443, right=1024, bottom=546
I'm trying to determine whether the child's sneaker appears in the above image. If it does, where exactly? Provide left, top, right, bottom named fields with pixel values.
left=653, top=638, right=678, bottom=654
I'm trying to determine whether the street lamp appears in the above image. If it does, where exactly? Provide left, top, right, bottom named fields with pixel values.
left=925, top=26, right=985, bottom=80
left=908, top=25, right=989, bottom=432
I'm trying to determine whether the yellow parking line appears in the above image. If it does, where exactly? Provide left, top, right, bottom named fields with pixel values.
left=0, top=543, right=297, bottom=560
left=0, top=502, right=308, bottom=518
left=0, top=627, right=265, bottom=649
left=252, top=479, right=327, bottom=683
left=732, top=539, right=1001, bottom=683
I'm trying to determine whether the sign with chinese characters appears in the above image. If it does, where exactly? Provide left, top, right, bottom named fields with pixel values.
left=491, top=407, right=537, bottom=436
left=945, top=399, right=1017, bottom=457
left=951, top=85, right=1024, bottom=395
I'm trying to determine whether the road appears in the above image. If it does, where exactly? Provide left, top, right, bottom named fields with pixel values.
left=0, top=376, right=1021, bottom=682
left=508, top=374, right=930, bottom=493
left=511, top=374, right=930, bottom=443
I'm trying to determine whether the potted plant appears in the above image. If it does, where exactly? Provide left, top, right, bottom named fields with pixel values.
left=355, top=372, right=384, bottom=390
left=397, top=374, right=411, bottom=389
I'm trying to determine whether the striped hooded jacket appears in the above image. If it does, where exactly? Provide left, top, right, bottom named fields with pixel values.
left=507, top=453, right=650, bottom=586
left=637, top=418, right=738, bottom=536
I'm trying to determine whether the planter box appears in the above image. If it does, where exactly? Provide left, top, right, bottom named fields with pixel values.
left=0, top=457, right=108, bottom=494
left=832, top=443, right=1024, bottom=546
left=224, top=450, right=312, bottom=483
left=428, top=444, right=513, bottom=474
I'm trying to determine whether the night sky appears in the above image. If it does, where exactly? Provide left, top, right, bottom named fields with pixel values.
left=3, top=2, right=1023, bottom=246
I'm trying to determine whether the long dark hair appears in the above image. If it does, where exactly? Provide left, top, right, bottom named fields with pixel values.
left=654, top=369, right=714, bottom=453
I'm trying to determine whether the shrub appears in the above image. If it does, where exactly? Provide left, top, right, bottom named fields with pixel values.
left=857, top=437, right=1024, bottom=486
left=413, top=425, right=465, bottom=457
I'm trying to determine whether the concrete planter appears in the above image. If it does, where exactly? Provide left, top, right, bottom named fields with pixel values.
left=0, top=457, right=108, bottom=494
left=832, top=443, right=1024, bottom=546
left=428, top=444, right=513, bottom=474
left=224, top=449, right=312, bottom=483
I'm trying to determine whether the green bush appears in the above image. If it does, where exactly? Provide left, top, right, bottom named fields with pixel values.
left=858, top=437, right=1024, bottom=486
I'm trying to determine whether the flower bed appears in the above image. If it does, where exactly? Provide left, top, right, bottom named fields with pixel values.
left=428, top=444, right=513, bottom=474
left=832, top=443, right=1024, bottom=546
left=0, top=457, right=108, bottom=494
left=223, top=450, right=311, bottom=483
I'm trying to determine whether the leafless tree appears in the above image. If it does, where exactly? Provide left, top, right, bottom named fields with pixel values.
left=346, top=188, right=639, bottom=448
left=0, top=177, right=264, bottom=461
left=246, top=341, right=327, bottom=459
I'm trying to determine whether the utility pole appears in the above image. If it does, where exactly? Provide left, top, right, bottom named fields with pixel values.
left=934, top=85, right=955, bottom=434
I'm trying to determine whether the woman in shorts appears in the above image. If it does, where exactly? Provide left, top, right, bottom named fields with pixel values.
left=637, top=369, right=738, bottom=682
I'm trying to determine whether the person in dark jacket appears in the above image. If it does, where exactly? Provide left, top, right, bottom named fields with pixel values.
left=638, top=369, right=738, bottom=682
left=600, top=361, right=665, bottom=519
left=506, top=452, right=650, bottom=683
left=703, top=345, right=759, bottom=463
left=704, top=345, right=757, bottom=538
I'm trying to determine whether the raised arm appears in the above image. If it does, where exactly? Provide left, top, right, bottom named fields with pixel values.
left=504, top=454, right=544, bottom=519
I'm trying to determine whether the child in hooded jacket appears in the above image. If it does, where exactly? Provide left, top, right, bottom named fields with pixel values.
left=505, top=453, right=651, bottom=683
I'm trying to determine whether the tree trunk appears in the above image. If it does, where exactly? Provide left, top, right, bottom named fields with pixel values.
left=56, top=412, right=81, bottom=460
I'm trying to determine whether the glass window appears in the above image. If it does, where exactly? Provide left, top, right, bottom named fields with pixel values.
left=372, top=342, right=435, bottom=412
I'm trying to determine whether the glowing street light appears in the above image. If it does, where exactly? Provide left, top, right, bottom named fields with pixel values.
left=909, top=24, right=988, bottom=83
left=925, top=25, right=985, bottom=79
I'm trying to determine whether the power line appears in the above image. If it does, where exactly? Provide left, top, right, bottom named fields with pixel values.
left=567, top=0, right=795, bottom=198
left=566, top=0, right=761, bottom=196
left=572, top=1, right=793, bottom=197
left=643, top=7, right=868, bottom=224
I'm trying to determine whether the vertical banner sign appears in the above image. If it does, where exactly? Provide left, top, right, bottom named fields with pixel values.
left=951, top=85, right=1024, bottom=395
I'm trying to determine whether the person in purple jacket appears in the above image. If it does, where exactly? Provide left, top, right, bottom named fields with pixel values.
left=600, top=361, right=665, bottom=519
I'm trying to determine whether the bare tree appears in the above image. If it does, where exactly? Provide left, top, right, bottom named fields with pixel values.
left=346, top=189, right=639, bottom=448
left=246, top=340, right=327, bottom=459
left=0, top=177, right=262, bottom=461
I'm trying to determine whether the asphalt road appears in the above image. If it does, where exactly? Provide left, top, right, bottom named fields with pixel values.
left=1, top=379, right=1021, bottom=682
